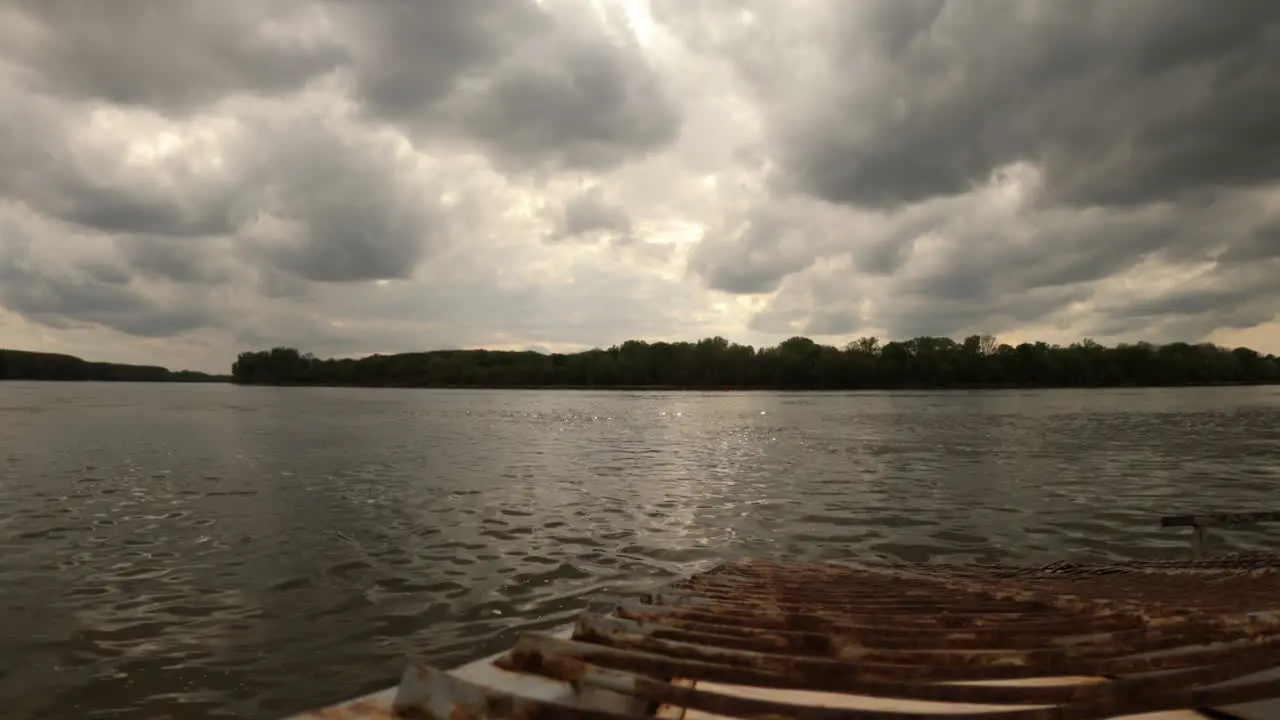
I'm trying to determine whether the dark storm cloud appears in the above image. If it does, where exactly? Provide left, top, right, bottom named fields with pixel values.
left=78, top=260, right=132, bottom=287
left=0, top=241, right=220, bottom=338
left=50, top=188, right=235, bottom=239
left=339, top=1, right=548, bottom=121
left=878, top=197, right=1277, bottom=338
left=1, top=0, right=1276, bottom=355
left=0, top=83, right=446, bottom=288
left=1219, top=225, right=1280, bottom=264
left=896, top=205, right=1175, bottom=301
left=114, top=237, right=235, bottom=286
left=774, top=0, right=1280, bottom=210
left=890, top=286, right=1093, bottom=341
left=456, top=38, right=681, bottom=170
left=2, top=0, right=347, bottom=112
left=5, top=0, right=682, bottom=175
left=243, top=124, right=446, bottom=283
left=1089, top=246, right=1280, bottom=339
left=1111, top=286, right=1259, bottom=323
left=0, top=102, right=443, bottom=287
left=661, top=0, right=1280, bottom=341
left=728, top=183, right=1280, bottom=342
left=0, top=92, right=240, bottom=238
left=1089, top=283, right=1279, bottom=341
left=688, top=208, right=820, bottom=293
left=552, top=188, right=632, bottom=242
left=340, top=1, right=680, bottom=170
left=0, top=0, right=680, bottom=335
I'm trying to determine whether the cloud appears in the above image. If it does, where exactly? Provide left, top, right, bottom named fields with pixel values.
left=0, top=0, right=1278, bottom=373
left=0, top=0, right=347, bottom=112
left=237, top=118, right=449, bottom=283
left=114, top=236, right=236, bottom=286
left=451, top=33, right=681, bottom=171
left=688, top=200, right=836, bottom=294
left=662, top=1, right=1280, bottom=345
left=0, top=213, right=224, bottom=338
left=550, top=187, right=633, bottom=243
left=763, top=1, right=1280, bottom=211
left=341, top=0, right=681, bottom=170
left=0, top=85, right=243, bottom=238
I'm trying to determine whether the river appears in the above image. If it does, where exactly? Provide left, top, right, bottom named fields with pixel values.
left=1, top=382, right=1278, bottom=718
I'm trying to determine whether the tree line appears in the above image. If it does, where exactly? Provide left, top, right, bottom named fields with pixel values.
left=0, top=349, right=229, bottom=383
left=230, top=335, right=1280, bottom=390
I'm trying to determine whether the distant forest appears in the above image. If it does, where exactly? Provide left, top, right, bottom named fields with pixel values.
left=0, top=349, right=229, bottom=383
left=231, top=335, right=1280, bottom=390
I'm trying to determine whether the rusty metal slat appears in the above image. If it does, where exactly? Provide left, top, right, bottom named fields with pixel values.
left=959, top=552, right=1280, bottom=572
left=651, top=592, right=1059, bottom=615
left=663, top=585, right=1056, bottom=611
left=581, top=613, right=1089, bottom=666
left=287, top=552, right=1280, bottom=720
left=925, top=569, right=1280, bottom=589
left=505, top=632, right=1280, bottom=715
left=570, top=622, right=1095, bottom=682
left=647, top=593, right=1087, bottom=624
left=578, top=613, right=1280, bottom=682
left=1072, top=675, right=1280, bottom=720
left=542, top=627, right=1280, bottom=702
left=975, top=582, right=1280, bottom=606
left=615, top=600, right=1154, bottom=636
left=1037, top=646, right=1280, bottom=703
left=797, top=583, right=1277, bottom=622
left=646, top=603, right=1280, bottom=650
left=631, top=599, right=1162, bottom=634
left=513, top=651, right=1074, bottom=720
left=1091, top=635, right=1280, bottom=676
left=502, top=633, right=1102, bottom=705
left=667, top=587, right=1030, bottom=608
left=616, top=602, right=1096, bottom=648
left=675, top=574, right=993, bottom=592
left=624, top=594, right=1136, bottom=622
left=509, top=647, right=1280, bottom=720
left=578, top=612, right=1280, bottom=668
left=615, top=602, right=1270, bottom=654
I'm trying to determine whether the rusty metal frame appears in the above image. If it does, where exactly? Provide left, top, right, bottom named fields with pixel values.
left=377, top=556, right=1280, bottom=719
left=289, top=514, right=1280, bottom=720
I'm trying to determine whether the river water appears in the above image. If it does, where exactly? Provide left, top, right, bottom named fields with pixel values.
left=1, top=383, right=1278, bottom=718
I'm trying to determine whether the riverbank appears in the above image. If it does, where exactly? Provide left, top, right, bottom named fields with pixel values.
left=0, top=348, right=229, bottom=383
left=226, top=379, right=1280, bottom=391
left=229, top=338, right=1280, bottom=391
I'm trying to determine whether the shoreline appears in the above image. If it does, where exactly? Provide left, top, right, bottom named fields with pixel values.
left=223, top=379, right=1280, bottom=392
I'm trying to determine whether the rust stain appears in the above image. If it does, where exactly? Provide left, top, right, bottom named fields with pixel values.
left=333, top=554, right=1280, bottom=719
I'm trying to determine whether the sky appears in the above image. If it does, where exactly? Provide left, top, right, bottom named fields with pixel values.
left=1, top=1, right=1278, bottom=374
